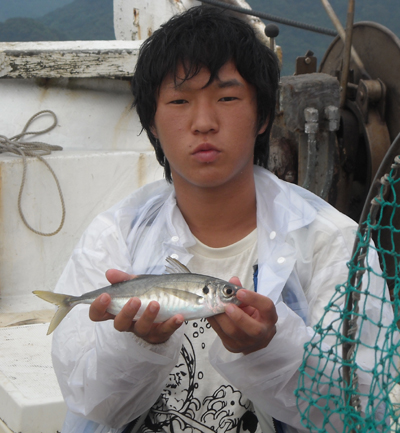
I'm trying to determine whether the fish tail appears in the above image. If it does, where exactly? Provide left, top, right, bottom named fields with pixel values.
left=33, top=290, right=76, bottom=335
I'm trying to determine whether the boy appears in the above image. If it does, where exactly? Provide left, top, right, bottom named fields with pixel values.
left=52, top=6, right=391, bottom=433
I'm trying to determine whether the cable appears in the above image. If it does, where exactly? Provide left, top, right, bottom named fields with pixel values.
left=200, top=0, right=338, bottom=37
left=0, top=110, right=65, bottom=236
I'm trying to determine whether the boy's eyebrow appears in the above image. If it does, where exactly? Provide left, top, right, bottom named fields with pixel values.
left=216, top=78, right=244, bottom=89
left=172, top=77, right=244, bottom=90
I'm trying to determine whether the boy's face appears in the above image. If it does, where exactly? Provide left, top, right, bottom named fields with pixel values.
left=151, top=61, right=267, bottom=190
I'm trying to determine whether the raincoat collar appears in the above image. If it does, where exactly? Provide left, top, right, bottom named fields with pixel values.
left=253, top=166, right=317, bottom=302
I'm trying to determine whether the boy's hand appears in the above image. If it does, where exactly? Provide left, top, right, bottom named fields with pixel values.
left=207, top=277, right=278, bottom=355
left=89, top=269, right=184, bottom=344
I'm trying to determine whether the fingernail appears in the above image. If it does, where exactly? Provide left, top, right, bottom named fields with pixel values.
left=127, top=298, right=137, bottom=310
left=99, top=294, right=109, bottom=305
left=175, top=318, right=183, bottom=326
left=149, top=302, right=158, bottom=313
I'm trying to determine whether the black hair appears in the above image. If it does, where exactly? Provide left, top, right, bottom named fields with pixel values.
left=131, top=6, right=280, bottom=183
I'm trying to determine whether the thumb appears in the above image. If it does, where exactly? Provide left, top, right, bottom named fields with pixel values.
left=105, top=269, right=136, bottom=285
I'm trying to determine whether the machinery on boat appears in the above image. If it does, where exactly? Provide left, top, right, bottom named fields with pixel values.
left=0, top=0, right=399, bottom=431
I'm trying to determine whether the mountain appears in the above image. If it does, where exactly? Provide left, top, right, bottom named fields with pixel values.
left=0, top=0, right=114, bottom=42
left=0, top=17, right=67, bottom=42
left=39, top=0, right=114, bottom=41
left=0, top=0, right=73, bottom=21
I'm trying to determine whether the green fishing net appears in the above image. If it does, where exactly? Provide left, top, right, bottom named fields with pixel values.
left=295, top=156, right=400, bottom=432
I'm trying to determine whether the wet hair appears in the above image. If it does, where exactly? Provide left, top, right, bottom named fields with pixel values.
left=131, top=6, right=280, bottom=182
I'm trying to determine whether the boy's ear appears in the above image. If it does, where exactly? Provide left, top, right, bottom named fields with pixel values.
left=257, top=115, right=270, bottom=135
left=150, top=125, right=159, bottom=139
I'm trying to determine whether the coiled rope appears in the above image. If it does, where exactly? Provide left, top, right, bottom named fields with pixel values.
left=200, top=0, right=338, bottom=37
left=0, top=110, right=65, bottom=236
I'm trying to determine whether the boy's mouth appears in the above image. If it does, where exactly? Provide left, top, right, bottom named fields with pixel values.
left=191, top=143, right=220, bottom=163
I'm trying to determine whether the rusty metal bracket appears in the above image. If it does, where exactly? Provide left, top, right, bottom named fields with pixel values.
left=295, top=50, right=317, bottom=75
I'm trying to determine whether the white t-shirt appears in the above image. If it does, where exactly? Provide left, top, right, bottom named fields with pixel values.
left=139, top=229, right=274, bottom=433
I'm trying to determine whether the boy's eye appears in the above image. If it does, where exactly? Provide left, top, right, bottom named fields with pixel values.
left=169, top=99, right=187, bottom=105
left=219, top=96, right=238, bottom=102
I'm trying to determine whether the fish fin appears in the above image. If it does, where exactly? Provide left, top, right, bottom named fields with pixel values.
left=165, top=256, right=192, bottom=274
left=32, top=290, right=75, bottom=335
left=154, top=287, right=203, bottom=303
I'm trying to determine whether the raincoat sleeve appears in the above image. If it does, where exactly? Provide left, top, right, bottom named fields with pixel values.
left=51, top=210, right=184, bottom=428
left=209, top=209, right=395, bottom=432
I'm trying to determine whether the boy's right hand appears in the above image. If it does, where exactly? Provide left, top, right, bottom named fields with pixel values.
left=89, top=269, right=184, bottom=344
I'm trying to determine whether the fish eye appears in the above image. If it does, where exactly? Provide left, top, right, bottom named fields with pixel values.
left=203, top=286, right=209, bottom=295
left=223, top=285, right=234, bottom=297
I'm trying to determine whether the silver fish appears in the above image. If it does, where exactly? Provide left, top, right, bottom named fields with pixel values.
left=33, top=257, right=242, bottom=334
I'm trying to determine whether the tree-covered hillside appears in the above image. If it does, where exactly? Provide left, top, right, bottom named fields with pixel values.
left=0, top=0, right=399, bottom=76
left=40, top=0, right=114, bottom=41
left=0, top=0, right=114, bottom=42
left=0, top=18, right=67, bottom=42
left=0, top=0, right=73, bottom=21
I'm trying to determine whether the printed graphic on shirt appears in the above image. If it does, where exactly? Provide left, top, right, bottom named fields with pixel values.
left=140, top=320, right=260, bottom=433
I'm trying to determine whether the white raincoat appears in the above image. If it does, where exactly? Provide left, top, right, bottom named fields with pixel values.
left=52, top=166, right=394, bottom=433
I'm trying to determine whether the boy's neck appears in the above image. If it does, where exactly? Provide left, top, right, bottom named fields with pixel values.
left=173, top=176, right=257, bottom=248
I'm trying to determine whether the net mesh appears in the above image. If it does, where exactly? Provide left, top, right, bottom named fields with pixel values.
left=295, top=157, right=400, bottom=433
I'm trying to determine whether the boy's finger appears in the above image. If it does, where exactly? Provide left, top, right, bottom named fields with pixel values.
left=228, top=276, right=242, bottom=287
left=224, top=304, right=261, bottom=333
left=132, top=301, right=160, bottom=337
left=224, top=302, right=276, bottom=340
left=89, top=293, right=114, bottom=321
left=134, top=307, right=184, bottom=343
left=237, top=290, right=277, bottom=317
left=151, top=315, right=185, bottom=341
left=106, top=269, right=136, bottom=285
left=207, top=315, right=221, bottom=333
left=113, top=298, right=142, bottom=331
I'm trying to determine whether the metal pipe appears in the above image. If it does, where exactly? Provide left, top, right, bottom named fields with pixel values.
left=320, top=0, right=370, bottom=79
left=340, top=0, right=355, bottom=108
left=321, top=106, right=339, bottom=199
left=302, top=108, right=319, bottom=191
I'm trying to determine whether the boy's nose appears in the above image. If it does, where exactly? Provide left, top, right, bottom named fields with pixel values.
left=191, top=102, right=219, bottom=134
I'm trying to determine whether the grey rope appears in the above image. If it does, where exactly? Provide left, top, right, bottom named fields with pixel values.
left=200, top=0, right=338, bottom=37
left=0, top=110, right=65, bottom=236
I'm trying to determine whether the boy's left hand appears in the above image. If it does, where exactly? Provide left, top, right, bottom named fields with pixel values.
left=207, top=278, right=278, bottom=355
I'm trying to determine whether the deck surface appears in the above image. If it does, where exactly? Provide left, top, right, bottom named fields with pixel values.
left=0, top=323, right=66, bottom=433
